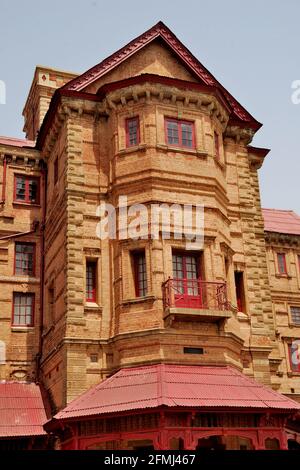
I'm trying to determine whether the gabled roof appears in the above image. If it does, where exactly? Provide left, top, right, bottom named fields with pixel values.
left=263, top=208, right=300, bottom=236
left=0, top=382, right=47, bottom=437
left=0, top=136, right=35, bottom=148
left=62, top=21, right=261, bottom=129
left=53, top=364, right=300, bottom=421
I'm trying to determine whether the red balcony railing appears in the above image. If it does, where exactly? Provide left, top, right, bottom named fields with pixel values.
left=162, top=278, right=229, bottom=311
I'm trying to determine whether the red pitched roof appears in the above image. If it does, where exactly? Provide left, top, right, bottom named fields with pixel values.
left=0, top=136, right=35, bottom=148
left=54, top=364, right=300, bottom=421
left=263, top=208, right=300, bottom=236
left=0, top=382, right=47, bottom=437
left=62, top=21, right=260, bottom=130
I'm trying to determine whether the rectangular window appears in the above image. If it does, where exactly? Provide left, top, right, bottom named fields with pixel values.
left=54, top=157, right=58, bottom=185
left=277, top=253, right=287, bottom=274
left=289, top=343, right=300, bottom=372
left=235, top=271, right=246, bottom=313
left=15, top=243, right=35, bottom=276
left=14, top=175, right=40, bottom=204
left=126, top=117, right=140, bottom=147
left=165, top=118, right=194, bottom=148
left=86, top=261, right=97, bottom=302
left=214, top=131, right=220, bottom=160
left=133, top=251, right=147, bottom=297
left=291, top=306, right=300, bottom=325
left=12, top=293, right=34, bottom=326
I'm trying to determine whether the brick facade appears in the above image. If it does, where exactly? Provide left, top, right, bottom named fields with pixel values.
left=0, top=22, right=299, bottom=441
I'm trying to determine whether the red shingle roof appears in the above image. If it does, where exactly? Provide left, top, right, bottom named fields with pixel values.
left=54, top=364, right=300, bottom=421
left=0, top=382, right=47, bottom=437
left=263, top=208, right=300, bottom=236
left=0, top=136, right=35, bottom=148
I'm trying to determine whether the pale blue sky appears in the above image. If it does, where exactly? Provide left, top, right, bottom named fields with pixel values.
left=1, top=0, right=299, bottom=213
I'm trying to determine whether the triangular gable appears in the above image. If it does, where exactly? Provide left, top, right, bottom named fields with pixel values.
left=63, top=22, right=260, bottom=128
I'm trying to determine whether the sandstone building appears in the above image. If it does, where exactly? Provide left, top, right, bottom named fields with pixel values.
left=0, top=22, right=300, bottom=450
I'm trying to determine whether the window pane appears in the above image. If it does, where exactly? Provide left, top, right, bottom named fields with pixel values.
left=291, top=307, right=300, bottom=325
left=277, top=253, right=287, bottom=274
left=86, top=262, right=96, bottom=302
left=29, top=179, right=38, bottom=202
left=13, top=293, right=34, bottom=326
left=15, top=243, right=35, bottom=276
left=181, top=123, right=193, bottom=147
left=16, top=177, right=26, bottom=200
left=167, top=121, right=179, bottom=145
left=127, top=118, right=139, bottom=146
left=134, top=252, right=147, bottom=297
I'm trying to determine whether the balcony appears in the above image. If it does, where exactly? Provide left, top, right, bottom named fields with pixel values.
left=162, top=278, right=233, bottom=322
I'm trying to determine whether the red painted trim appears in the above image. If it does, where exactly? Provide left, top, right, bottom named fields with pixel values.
left=12, top=292, right=35, bottom=327
left=14, top=241, right=36, bottom=277
left=277, top=253, right=287, bottom=274
left=133, top=250, right=146, bottom=297
left=0, top=156, right=7, bottom=204
left=86, top=261, right=97, bottom=302
left=125, top=116, right=140, bottom=148
left=165, top=118, right=196, bottom=149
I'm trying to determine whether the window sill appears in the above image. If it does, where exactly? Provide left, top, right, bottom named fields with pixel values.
left=275, top=273, right=292, bottom=279
left=287, top=371, right=300, bottom=377
left=84, top=303, right=103, bottom=314
left=157, top=144, right=207, bottom=159
left=122, top=295, right=156, bottom=306
left=117, top=144, right=147, bottom=156
left=13, top=202, right=41, bottom=208
left=11, top=326, right=34, bottom=332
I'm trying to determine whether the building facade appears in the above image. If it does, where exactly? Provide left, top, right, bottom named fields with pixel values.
left=0, top=22, right=300, bottom=450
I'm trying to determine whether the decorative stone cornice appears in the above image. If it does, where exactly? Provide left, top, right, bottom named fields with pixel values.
left=102, top=81, right=230, bottom=130
left=265, top=231, right=300, bottom=247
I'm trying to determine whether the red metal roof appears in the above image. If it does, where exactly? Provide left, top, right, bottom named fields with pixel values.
left=54, top=364, right=300, bottom=421
left=0, top=382, right=47, bottom=437
left=0, top=136, right=35, bottom=148
left=263, top=208, right=300, bottom=236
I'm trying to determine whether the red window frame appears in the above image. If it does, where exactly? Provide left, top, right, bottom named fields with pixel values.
left=133, top=251, right=147, bottom=297
left=14, top=174, right=40, bottom=204
left=289, top=342, right=300, bottom=372
left=14, top=242, right=35, bottom=276
left=126, top=117, right=140, bottom=147
left=86, top=261, right=97, bottom=302
left=214, top=131, right=220, bottom=160
left=277, top=253, right=287, bottom=274
left=12, top=292, right=35, bottom=326
left=54, top=157, right=58, bottom=185
left=165, top=118, right=195, bottom=149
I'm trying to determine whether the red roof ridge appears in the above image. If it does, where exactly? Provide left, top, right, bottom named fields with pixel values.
left=61, top=21, right=260, bottom=129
